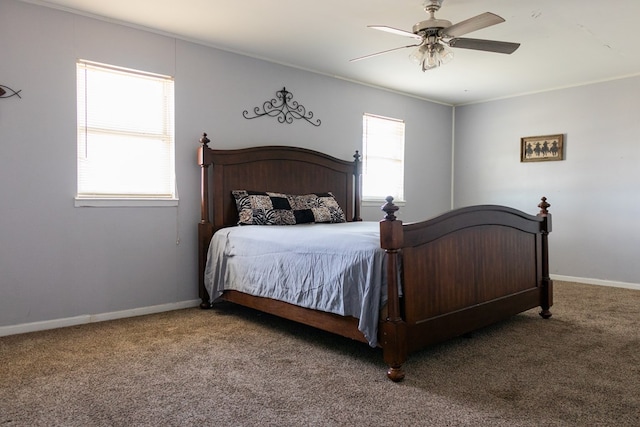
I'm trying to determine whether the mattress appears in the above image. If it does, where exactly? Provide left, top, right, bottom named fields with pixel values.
left=204, top=221, right=387, bottom=346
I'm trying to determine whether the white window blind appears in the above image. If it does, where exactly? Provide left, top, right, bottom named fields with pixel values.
left=362, top=113, right=405, bottom=201
left=76, top=60, right=175, bottom=200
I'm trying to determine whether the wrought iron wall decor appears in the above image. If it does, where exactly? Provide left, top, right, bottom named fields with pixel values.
left=243, top=87, right=321, bottom=126
left=0, top=85, right=22, bottom=99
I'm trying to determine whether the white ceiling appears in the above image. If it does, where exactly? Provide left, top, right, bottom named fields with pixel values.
left=30, top=0, right=640, bottom=105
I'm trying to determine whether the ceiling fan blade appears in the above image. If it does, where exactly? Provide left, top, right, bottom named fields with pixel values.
left=368, top=25, right=422, bottom=40
left=350, top=44, right=420, bottom=62
left=448, top=38, right=520, bottom=54
left=441, top=12, right=505, bottom=38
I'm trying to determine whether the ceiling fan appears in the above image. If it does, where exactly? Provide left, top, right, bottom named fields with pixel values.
left=351, top=0, right=520, bottom=71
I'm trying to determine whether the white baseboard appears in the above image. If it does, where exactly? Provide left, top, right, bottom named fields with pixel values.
left=551, top=274, right=640, bottom=291
left=0, top=299, right=201, bottom=337
left=2, top=277, right=638, bottom=338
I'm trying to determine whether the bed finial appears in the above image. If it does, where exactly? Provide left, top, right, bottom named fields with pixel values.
left=199, top=133, right=210, bottom=147
left=538, top=196, right=550, bottom=215
left=381, top=196, right=399, bottom=221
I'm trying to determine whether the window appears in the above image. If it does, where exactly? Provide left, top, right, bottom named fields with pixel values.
left=362, top=113, right=405, bottom=202
left=76, top=60, right=175, bottom=205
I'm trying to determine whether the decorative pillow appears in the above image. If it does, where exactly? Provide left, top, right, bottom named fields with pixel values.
left=232, top=190, right=346, bottom=225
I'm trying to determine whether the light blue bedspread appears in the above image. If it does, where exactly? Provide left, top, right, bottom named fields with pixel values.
left=204, top=222, right=387, bottom=346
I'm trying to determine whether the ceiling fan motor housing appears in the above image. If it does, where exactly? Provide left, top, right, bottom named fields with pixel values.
left=413, top=18, right=451, bottom=36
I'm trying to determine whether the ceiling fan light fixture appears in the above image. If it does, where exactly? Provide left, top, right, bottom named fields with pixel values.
left=423, top=47, right=440, bottom=71
left=416, top=43, right=453, bottom=72
left=409, top=44, right=429, bottom=65
left=438, top=43, right=454, bottom=64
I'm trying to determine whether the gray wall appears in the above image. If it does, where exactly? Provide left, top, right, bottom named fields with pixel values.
left=3, top=0, right=636, bottom=333
left=454, top=77, right=640, bottom=286
left=0, top=0, right=452, bottom=329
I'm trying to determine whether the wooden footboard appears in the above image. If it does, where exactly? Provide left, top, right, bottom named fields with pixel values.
left=379, top=197, right=553, bottom=380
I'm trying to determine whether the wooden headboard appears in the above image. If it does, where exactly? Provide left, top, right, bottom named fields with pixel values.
left=196, top=133, right=362, bottom=306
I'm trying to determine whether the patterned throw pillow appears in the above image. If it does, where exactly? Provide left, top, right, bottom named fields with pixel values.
left=232, top=190, right=346, bottom=225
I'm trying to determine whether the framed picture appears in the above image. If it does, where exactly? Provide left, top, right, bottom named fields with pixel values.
left=520, top=134, right=564, bottom=162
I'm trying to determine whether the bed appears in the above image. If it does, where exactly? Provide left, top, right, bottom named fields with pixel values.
left=197, top=133, right=553, bottom=381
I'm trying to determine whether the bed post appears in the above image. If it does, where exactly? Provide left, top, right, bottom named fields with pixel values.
left=379, top=196, right=407, bottom=382
left=198, top=133, right=214, bottom=309
left=537, top=197, right=553, bottom=319
left=352, top=151, right=362, bottom=221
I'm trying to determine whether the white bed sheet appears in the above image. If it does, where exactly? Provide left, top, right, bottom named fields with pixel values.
left=204, top=221, right=387, bottom=346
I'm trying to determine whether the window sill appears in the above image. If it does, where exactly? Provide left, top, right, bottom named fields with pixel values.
left=74, top=197, right=179, bottom=207
left=362, top=199, right=406, bottom=208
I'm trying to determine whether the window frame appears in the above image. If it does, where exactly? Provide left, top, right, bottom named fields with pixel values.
left=75, top=60, right=177, bottom=207
left=361, top=113, right=406, bottom=205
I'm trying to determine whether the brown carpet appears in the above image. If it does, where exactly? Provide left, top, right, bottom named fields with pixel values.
left=1, top=281, right=639, bottom=426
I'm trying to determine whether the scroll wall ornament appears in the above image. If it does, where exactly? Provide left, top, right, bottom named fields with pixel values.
left=0, top=85, right=22, bottom=99
left=242, top=87, right=321, bottom=126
